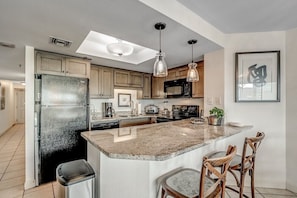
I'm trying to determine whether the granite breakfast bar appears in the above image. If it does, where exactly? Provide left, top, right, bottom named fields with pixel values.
left=81, top=119, right=252, bottom=198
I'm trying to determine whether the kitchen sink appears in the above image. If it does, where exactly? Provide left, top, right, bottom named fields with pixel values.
left=118, top=114, right=138, bottom=118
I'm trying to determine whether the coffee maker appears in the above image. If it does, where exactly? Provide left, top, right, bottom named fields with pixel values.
left=102, top=102, right=114, bottom=118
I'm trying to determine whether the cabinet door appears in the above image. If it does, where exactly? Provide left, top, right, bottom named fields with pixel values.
left=100, top=67, right=114, bottom=98
left=142, top=74, right=151, bottom=98
left=90, top=66, right=114, bottom=98
left=130, top=72, right=143, bottom=87
left=192, top=63, right=204, bottom=98
left=151, top=76, right=165, bottom=98
left=65, top=58, right=90, bottom=78
left=36, top=52, right=65, bottom=75
left=166, top=68, right=178, bottom=81
left=90, top=66, right=100, bottom=97
left=114, top=70, right=130, bottom=87
left=177, top=66, right=188, bottom=79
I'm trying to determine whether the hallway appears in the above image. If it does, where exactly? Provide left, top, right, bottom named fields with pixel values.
left=0, top=124, right=296, bottom=198
left=0, top=124, right=58, bottom=198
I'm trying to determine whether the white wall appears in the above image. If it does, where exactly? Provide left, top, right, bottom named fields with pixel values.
left=285, top=27, right=297, bottom=193
left=0, top=80, right=15, bottom=136
left=204, top=49, right=225, bottom=117
left=205, top=31, right=286, bottom=188
left=24, top=46, right=36, bottom=189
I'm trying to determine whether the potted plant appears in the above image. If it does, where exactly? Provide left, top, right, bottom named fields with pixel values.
left=208, top=107, right=224, bottom=126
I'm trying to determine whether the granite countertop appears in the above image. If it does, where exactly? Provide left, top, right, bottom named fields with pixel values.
left=81, top=119, right=252, bottom=161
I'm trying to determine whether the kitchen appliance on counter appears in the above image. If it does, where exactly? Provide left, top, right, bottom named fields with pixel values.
left=144, top=104, right=159, bottom=114
left=157, top=105, right=199, bottom=123
left=102, top=102, right=115, bottom=118
left=34, top=74, right=89, bottom=185
left=164, top=78, right=192, bottom=98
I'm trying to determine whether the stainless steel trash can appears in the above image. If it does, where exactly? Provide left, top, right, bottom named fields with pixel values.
left=56, top=159, right=95, bottom=198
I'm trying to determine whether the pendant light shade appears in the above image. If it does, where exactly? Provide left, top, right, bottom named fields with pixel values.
left=153, top=22, right=168, bottom=77
left=187, top=39, right=199, bottom=82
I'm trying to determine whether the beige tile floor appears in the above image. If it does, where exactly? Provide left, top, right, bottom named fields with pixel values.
left=0, top=124, right=296, bottom=198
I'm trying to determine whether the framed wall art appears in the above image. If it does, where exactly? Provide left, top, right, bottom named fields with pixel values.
left=118, top=93, right=131, bottom=107
left=0, top=82, right=5, bottom=110
left=235, top=51, right=280, bottom=102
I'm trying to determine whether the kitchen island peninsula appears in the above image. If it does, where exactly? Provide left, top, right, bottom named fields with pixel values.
left=81, top=119, right=252, bottom=198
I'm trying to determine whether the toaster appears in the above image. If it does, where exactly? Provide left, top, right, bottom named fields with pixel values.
left=144, top=104, right=159, bottom=114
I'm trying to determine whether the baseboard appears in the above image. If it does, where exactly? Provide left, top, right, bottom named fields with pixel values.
left=0, top=124, right=15, bottom=137
left=24, top=179, right=36, bottom=190
left=287, top=183, right=297, bottom=193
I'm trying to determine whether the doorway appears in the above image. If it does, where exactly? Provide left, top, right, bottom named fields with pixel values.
left=15, top=88, right=25, bottom=123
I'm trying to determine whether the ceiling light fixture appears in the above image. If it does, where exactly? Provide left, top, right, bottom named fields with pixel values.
left=106, top=39, right=134, bottom=56
left=153, top=22, right=168, bottom=77
left=186, top=39, right=199, bottom=82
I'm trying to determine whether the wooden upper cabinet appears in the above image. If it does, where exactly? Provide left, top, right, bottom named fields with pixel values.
left=192, top=61, right=204, bottom=98
left=130, top=72, right=143, bottom=88
left=151, top=76, right=165, bottom=99
left=114, top=70, right=130, bottom=86
left=142, top=74, right=151, bottom=98
left=36, top=51, right=90, bottom=78
left=65, top=58, right=90, bottom=78
left=36, top=52, right=65, bottom=75
left=165, top=66, right=188, bottom=81
left=138, top=74, right=151, bottom=99
left=90, top=66, right=114, bottom=98
left=114, top=69, right=143, bottom=88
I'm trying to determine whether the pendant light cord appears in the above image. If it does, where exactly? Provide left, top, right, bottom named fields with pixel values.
left=159, top=28, right=162, bottom=53
left=191, top=43, right=194, bottom=63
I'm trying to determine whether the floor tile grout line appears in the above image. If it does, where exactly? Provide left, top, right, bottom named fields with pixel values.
left=0, top=126, right=25, bottom=181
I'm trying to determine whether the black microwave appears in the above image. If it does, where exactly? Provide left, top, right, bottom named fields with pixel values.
left=164, top=78, right=192, bottom=98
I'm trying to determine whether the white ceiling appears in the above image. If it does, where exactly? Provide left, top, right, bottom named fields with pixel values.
left=1, top=0, right=297, bottom=81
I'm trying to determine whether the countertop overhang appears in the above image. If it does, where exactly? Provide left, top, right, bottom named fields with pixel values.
left=81, top=120, right=252, bottom=161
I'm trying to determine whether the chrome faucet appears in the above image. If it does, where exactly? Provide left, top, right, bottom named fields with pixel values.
left=130, top=100, right=136, bottom=115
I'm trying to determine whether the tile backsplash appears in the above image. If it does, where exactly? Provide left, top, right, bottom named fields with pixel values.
left=90, top=89, right=204, bottom=116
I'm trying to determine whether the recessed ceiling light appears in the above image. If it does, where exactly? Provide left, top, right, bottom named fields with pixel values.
left=76, top=31, right=157, bottom=65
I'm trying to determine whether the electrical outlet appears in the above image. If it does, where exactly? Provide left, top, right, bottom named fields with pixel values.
left=207, top=97, right=213, bottom=105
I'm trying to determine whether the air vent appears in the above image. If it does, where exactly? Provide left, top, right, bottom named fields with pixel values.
left=0, top=42, right=15, bottom=48
left=49, top=36, right=72, bottom=47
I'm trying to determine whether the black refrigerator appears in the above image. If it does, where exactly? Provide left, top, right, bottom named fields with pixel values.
left=34, top=74, right=89, bottom=185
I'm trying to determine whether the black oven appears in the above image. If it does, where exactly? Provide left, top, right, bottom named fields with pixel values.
left=164, top=78, right=192, bottom=98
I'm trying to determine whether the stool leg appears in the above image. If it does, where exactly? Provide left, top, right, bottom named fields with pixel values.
left=161, top=187, right=167, bottom=198
left=250, top=168, right=255, bottom=198
left=239, top=172, right=246, bottom=198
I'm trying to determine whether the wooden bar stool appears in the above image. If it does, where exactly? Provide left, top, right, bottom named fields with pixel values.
left=160, top=145, right=237, bottom=198
left=207, top=132, right=265, bottom=198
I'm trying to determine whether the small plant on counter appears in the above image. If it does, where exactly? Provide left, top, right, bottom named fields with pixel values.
left=209, top=107, right=224, bottom=119
left=208, top=107, right=224, bottom=126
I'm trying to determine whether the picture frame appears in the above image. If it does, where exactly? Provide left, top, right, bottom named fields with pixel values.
left=118, top=93, right=131, bottom=107
left=235, top=50, right=280, bottom=102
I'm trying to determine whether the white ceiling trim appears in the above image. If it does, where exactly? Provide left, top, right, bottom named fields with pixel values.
left=138, top=0, right=226, bottom=47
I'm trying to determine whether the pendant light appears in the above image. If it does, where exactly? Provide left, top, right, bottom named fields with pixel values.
left=153, top=22, right=168, bottom=77
left=186, top=39, right=199, bottom=82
